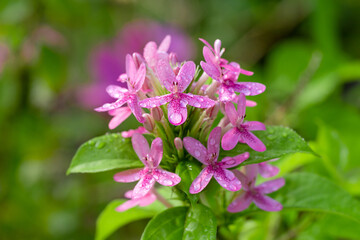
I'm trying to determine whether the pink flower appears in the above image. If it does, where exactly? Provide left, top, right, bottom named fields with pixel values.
left=227, top=165, right=285, bottom=212
left=183, top=127, right=249, bottom=193
left=121, top=126, right=148, bottom=138
left=222, top=93, right=266, bottom=152
left=199, top=38, right=265, bottom=102
left=140, top=53, right=216, bottom=125
left=144, top=35, right=171, bottom=70
left=114, top=133, right=181, bottom=198
left=116, top=190, right=156, bottom=212
left=95, top=54, right=146, bottom=123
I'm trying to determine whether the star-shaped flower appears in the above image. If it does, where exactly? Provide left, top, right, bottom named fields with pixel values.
left=199, top=38, right=265, bottom=102
left=140, top=52, right=216, bottom=125
left=183, top=127, right=249, bottom=194
left=221, top=93, right=266, bottom=151
left=227, top=165, right=285, bottom=212
left=114, top=133, right=181, bottom=198
left=95, top=54, right=146, bottom=123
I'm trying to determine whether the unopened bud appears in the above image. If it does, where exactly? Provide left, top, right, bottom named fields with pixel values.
left=142, top=113, right=155, bottom=132
left=206, top=103, right=220, bottom=119
left=169, top=52, right=178, bottom=67
left=132, top=52, right=145, bottom=68
left=117, top=73, right=128, bottom=82
left=174, top=137, right=183, bottom=150
left=151, top=107, right=163, bottom=121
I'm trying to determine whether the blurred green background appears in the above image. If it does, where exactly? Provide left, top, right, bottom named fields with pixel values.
left=1, top=0, right=360, bottom=239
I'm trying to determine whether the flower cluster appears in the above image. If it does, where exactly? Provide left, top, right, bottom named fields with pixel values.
left=95, top=36, right=284, bottom=212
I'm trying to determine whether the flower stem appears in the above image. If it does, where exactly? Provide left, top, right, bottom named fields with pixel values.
left=153, top=189, right=173, bottom=208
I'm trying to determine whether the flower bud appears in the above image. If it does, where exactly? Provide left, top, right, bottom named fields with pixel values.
left=169, top=52, right=178, bottom=67
left=151, top=107, right=163, bottom=121
left=174, top=137, right=183, bottom=150
left=132, top=52, right=145, bottom=68
left=142, top=113, right=155, bottom=132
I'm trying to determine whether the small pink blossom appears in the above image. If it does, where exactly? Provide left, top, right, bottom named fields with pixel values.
left=222, top=93, right=266, bottom=152
left=227, top=165, right=285, bottom=212
left=199, top=38, right=265, bottom=102
left=116, top=190, right=156, bottom=212
left=140, top=53, right=216, bottom=125
left=144, top=35, right=171, bottom=70
left=95, top=54, right=146, bottom=123
left=183, top=127, right=249, bottom=193
left=114, top=133, right=181, bottom=198
left=121, top=127, right=148, bottom=138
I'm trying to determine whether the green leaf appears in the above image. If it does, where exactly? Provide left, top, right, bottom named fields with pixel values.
left=175, top=161, right=202, bottom=204
left=67, top=133, right=143, bottom=174
left=141, top=204, right=217, bottom=240
left=220, top=126, right=314, bottom=166
left=96, top=199, right=165, bottom=240
left=279, top=172, right=360, bottom=223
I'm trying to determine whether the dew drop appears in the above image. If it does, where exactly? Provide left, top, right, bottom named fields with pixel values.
left=210, top=138, right=215, bottom=145
left=266, top=135, right=276, bottom=140
left=195, top=150, right=201, bottom=157
left=194, top=102, right=201, bottom=108
left=193, top=184, right=200, bottom=191
left=169, top=112, right=183, bottom=124
left=163, top=179, right=173, bottom=185
left=95, top=141, right=105, bottom=149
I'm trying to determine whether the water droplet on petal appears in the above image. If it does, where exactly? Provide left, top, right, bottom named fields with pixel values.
left=193, top=183, right=200, bottom=191
left=194, top=102, right=201, bottom=108
left=195, top=150, right=201, bottom=157
left=169, top=112, right=183, bottom=124
left=210, top=139, right=215, bottom=145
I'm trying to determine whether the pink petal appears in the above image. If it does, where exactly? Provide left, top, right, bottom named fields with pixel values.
left=242, top=121, right=266, bottom=131
left=94, top=98, right=128, bottom=112
left=232, top=170, right=251, bottom=191
left=221, top=127, right=241, bottom=151
left=113, top=168, right=142, bottom=182
left=183, top=137, right=208, bottom=165
left=227, top=192, right=252, bottom=212
left=189, top=166, right=214, bottom=194
left=246, top=100, right=257, bottom=107
left=200, top=61, right=221, bottom=81
left=121, top=127, right=148, bottom=138
left=153, top=168, right=181, bottom=186
left=214, top=39, right=222, bottom=57
left=252, top=194, right=282, bottom=211
left=258, top=162, right=279, bottom=178
left=203, top=46, right=218, bottom=66
left=131, top=133, right=150, bottom=164
left=199, top=38, right=215, bottom=53
left=124, top=190, right=133, bottom=199
left=131, top=63, right=146, bottom=92
left=219, top=85, right=236, bottom=102
left=108, top=107, right=132, bottom=129
left=126, top=54, right=136, bottom=81
left=116, top=199, right=140, bottom=212
left=158, top=35, right=171, bottom=52
left=177, top=61, right=196, bottom=92
left=181, top=93, right=216, bottom=109
left=236, top=93, right=246, bottom=120
left=143, top=41, right=157, bottom=69
left=233, top=82, right=266, bottom=96
left=106, top=85, right=129, bottom=99
left=239, top=129, right=266, bottom=152
left=240, top=69, right=254, bottom=76
left=138, top=192, right=157, bottom=207
left=139, top=94, right=172, bottom=108
left=168, top=98, right=188, bottom=125
left=220, top=152, right=249, bottom=168
left=156, top=52, right=175, bottom=92
left=256, top=178, right=285, bottom=194
left=213, top=168, right=242, bottom=191
left=132, top=173, right=156, bottom=199
left=244, top=164, right=259, bottom=188
left=224, top=102, right=238, bottom=126
left=150, top=138, right=163, bottom=168
left=127, top=96, right=145, bottom=123
left=207, top=127, right=221, bottom=157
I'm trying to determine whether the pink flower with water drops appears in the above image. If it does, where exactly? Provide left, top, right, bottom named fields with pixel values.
left=121, top=126, right=148, bottom=138
left=199, top=38, right=265, bottom=102
left=95, top=54, right=146, bottom=123
left=222, top=93, right=266, bottom=152
left=116, top=190, right=156, bottom=212
left=114, top=133, right=181, bottom=198
left=183, top=127, right=249, bottom=193
left=227, top=165, right=285, bottom=212
left=144, top=35, right=171, bottom=70
left=139, top=52, right=216, bottom=126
